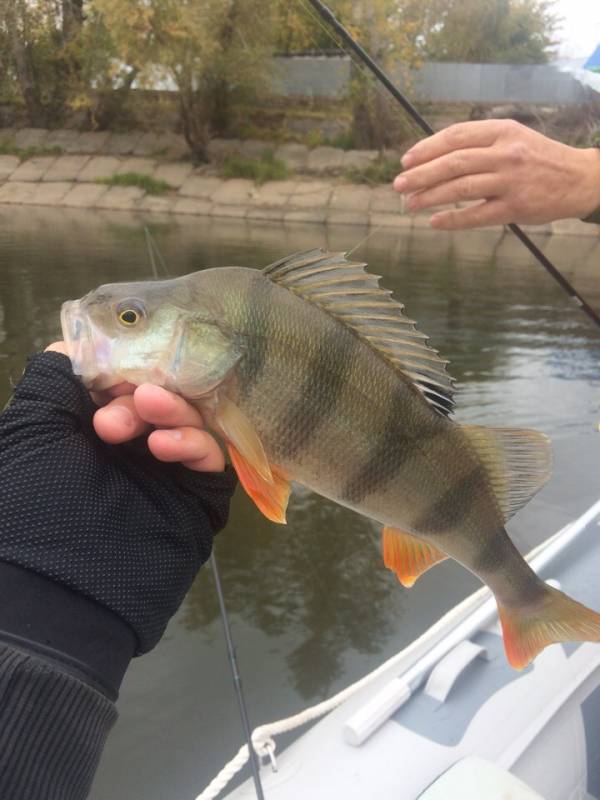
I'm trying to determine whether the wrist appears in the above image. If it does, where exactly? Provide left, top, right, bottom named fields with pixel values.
left=575, top=147, right=600, bottom=222
left=0, top=561, right=135, bottom=700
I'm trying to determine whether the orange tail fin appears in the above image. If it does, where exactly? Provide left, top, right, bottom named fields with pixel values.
left=498, top=584, right=600, bottom=670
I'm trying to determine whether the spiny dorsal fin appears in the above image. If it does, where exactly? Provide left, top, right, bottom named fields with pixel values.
left=461, top=424, right=553, bottom=521
left=263, top=249, right=455, bottom=416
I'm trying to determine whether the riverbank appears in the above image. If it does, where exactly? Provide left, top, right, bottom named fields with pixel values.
left=0, top=127, right=597, bottom=237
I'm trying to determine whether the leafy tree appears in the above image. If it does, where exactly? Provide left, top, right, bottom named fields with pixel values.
left=420, top=0, right=558, bottom=64
left=272, top=0, right=423, bottom=149
left=90, top=0, right=274, bottom=159
left=270, top=0, right=557, bottom=146
left=73, top=1, right=154, bottom=129
left=344, top=1, right=423, bottom=148
left=272, top=0, right=343, bottom=54
left=1, top=0, right=275, bottom=148
left=0, top=0, right=85, bottom=126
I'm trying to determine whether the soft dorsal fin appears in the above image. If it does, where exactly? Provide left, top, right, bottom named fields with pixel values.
left=461, top=424, right=553, bottom=521
left=263, top=249, right=455, bottom=416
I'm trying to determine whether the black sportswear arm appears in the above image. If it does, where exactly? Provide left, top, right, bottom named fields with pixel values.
left=0, top=555, right=131, bottom=800
left=0, top=352, right=237, bottom=798
left=0, top=637, right=118, bottom=800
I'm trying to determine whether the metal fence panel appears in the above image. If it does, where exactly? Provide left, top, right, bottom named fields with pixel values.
left=272, top=57, right=592, bottom=105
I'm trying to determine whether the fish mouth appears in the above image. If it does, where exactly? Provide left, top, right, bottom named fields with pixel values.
left=61, top=300, right=91, bottom=378
left=60, top=300, right=117, bottom=390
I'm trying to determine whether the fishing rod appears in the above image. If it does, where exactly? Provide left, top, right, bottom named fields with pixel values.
left=304, top=0, right=600, bottom=331
left=210, top=553, right=265, bottom=800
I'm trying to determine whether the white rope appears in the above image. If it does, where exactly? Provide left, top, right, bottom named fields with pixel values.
left=194, top=744, right=250, bottom=800
left=194, top=516, right=587, bottom=800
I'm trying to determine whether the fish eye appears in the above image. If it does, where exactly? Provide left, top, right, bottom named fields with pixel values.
left=119, top=309, right=139, bottom=326
left=117, top=300, right=145, bottom=327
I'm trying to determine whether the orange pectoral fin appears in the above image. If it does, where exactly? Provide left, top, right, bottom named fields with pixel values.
left=383, top=526, right=448, bottom=587
left=227, top=443, right=291, bottom=524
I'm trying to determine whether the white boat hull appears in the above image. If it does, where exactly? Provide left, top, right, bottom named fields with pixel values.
left=221, top=501, right=600, bottom=800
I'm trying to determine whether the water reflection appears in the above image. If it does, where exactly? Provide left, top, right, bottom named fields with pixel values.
left=184, top=489, right=402, bottom=698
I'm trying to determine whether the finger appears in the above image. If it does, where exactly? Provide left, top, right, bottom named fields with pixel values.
left=106, top=382, right=138, bottom=397
left=133, top=384, right=205, bottom=429
left=92, top=381, right=141, bottom=407
left=430, top=200, right=508, bottom=231
left=148, top=427, right=225, bottom=472
left=401, top=121, right=506, bottom=169
left=407, top=173, right=503, bottom=212
left=93, top=396, right=151, bottom=444
left=394, top=148, right=495, bottom=194
left=45, top=341, right=69, bottom=356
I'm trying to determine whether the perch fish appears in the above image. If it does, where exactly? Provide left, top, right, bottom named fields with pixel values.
left=61, top=248, right=600, bottom=669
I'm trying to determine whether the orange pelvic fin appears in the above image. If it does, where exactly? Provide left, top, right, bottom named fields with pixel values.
left=216, top=397, right=291, bottom=523
left=227, top=443, right=291, bottom=524
left=498, top=583, right=600, bottom=670
left=216, top=397, right=273, bottom=484
left=383, top=526, right=448, bottom=588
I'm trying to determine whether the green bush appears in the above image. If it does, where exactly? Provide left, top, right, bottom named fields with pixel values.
left=96, top=172, right=173, bottom=195
left=0, top=143, right=63, bottom=161
left=304, top=129, right=355, bottom=150
left=220, top=150, right=289, bottom=184
left=344, top=158, right=403, bottom=186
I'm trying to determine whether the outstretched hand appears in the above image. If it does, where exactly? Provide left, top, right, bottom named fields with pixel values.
left=46, top=341, right=224, bottom=472
left=393, top=120, right=600, bottom=230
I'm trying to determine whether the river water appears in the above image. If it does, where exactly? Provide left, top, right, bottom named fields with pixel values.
left=1, top=206, right=599, bottom=799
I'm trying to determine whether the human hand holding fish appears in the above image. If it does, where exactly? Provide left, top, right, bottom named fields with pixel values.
left=46, top=340, right=224, bottom=471
left=57, top=248, right=600, bottom=671
left=393, top=119, right=600, bottom=229
left=0, top=349, right=236, bottom=659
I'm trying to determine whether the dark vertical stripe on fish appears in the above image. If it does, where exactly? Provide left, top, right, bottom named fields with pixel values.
left=341, top=390, right=439, bottom=506
left=415, top=466, right=489, bottom=534
left=237, top=276, right=273, bottom=399
left=276, top=326, right=359, bottom=460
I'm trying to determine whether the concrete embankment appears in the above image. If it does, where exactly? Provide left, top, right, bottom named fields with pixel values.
left=0, top=127, right=597, bottom=237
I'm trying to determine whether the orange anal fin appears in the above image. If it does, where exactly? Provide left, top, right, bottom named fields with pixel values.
left=383, top=526, right=448, bottom=588
left=498, top=583, right=600, bottom=670
left=227, top=443, right=290, bottom=524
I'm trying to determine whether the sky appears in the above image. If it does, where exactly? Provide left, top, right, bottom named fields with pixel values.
left=554, top=0, right=600, bottom=59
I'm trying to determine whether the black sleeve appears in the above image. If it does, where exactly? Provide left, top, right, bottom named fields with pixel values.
left=0, top=562, right=132, bottom=800
left=0, top=352, right=238, bottom=798
left=0, top=641, right=117, bottom=800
